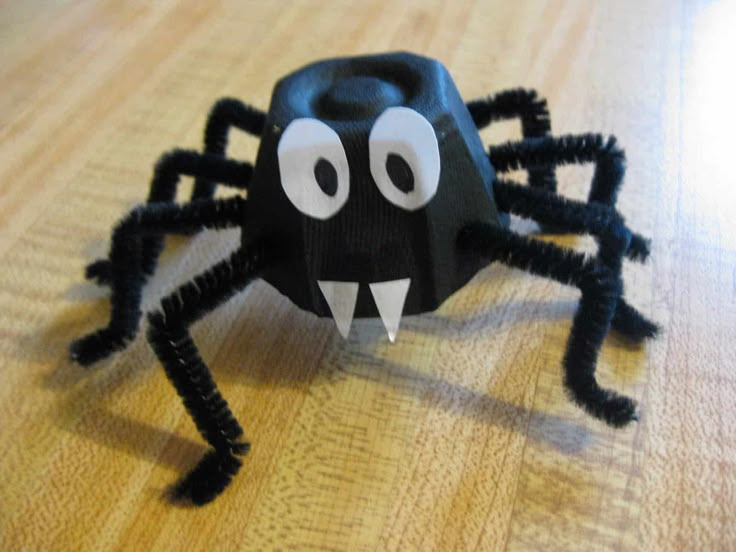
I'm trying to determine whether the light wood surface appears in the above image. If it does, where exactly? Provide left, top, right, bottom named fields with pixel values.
left=1, top=1, right=734, bottom=550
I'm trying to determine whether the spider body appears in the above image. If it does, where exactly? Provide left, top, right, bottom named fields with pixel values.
left=247, top=53, right=501, bottom=318
left=71, top=52, right=658, bottom=505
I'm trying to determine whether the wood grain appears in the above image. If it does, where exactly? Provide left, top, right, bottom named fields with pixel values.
left=1, top=1, right=734, bottom=550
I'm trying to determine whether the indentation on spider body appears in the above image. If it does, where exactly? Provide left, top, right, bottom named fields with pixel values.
left=318, top=76, right=407, bottom=120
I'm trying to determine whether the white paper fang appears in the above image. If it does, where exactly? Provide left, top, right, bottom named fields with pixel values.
left=318, top=281, right=359, bottom=339
left=369, top=278, right=411, bottom=342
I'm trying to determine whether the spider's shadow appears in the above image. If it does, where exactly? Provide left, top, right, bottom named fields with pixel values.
left=39, top=259, right=648, bottom=492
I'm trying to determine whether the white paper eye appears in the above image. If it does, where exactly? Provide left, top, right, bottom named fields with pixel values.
left=278, top=118, right=350, bottom=220
left=369, top=107, right=440, bottom=211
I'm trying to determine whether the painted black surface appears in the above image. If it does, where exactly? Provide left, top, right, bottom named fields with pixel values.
left=245, top=51, right=502, bottom=318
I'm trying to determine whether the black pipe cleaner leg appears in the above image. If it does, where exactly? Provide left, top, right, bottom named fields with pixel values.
left=493, top=179, right=659, bottom=341
left=86, top=150, right=252, bottom=286
left=191, top=98, right=266, bottom=200
left=70, top=196, right=247, bottom=366
left=460, top=223, right=638, bottom=427
left=146, top=245, right=270, bottom=505
left=494, top=179, right=650, bottom=262
left=466, top=89, right=556, bottom=193
left=489, top=134, right=626, bottom=207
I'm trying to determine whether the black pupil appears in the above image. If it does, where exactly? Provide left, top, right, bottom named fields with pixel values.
left=386, top=153, right=414, bottom=193
left=314, top=157, right=338, bottom=197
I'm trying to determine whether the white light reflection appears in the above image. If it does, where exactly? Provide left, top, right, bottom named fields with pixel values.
left=684, top=1, right=736, bottom=248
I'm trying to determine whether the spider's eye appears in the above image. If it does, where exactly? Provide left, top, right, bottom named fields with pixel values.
left=278, top=118, right=349, bottom=220
left=369, top=107, right=440, bottom=211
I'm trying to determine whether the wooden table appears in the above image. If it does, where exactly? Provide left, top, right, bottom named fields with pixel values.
left=1, top=1, right=734, bottom=550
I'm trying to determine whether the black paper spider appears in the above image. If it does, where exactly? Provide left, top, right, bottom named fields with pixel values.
left=70, top=52, right=658, bottom=505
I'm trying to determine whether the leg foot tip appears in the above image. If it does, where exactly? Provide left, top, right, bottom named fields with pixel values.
left=170, top=447, right=247, bottom=506
left=599, top=395, right=638, bottom=428
left=85, top=259, right=112, bottom=285
left=613, top=301, right=660, bottom=343
left=626, top=234, right=651, bottom=263
left=571, top=384, right=639, bottom=428
left=69, top=330, right=130, bottom=366
left=616, top=319, right=660, bottom=343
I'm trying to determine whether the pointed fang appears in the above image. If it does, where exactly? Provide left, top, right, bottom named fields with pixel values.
left=369, top=278, right=411, bottom=343
left=318, top=281, right=359, bottom=339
